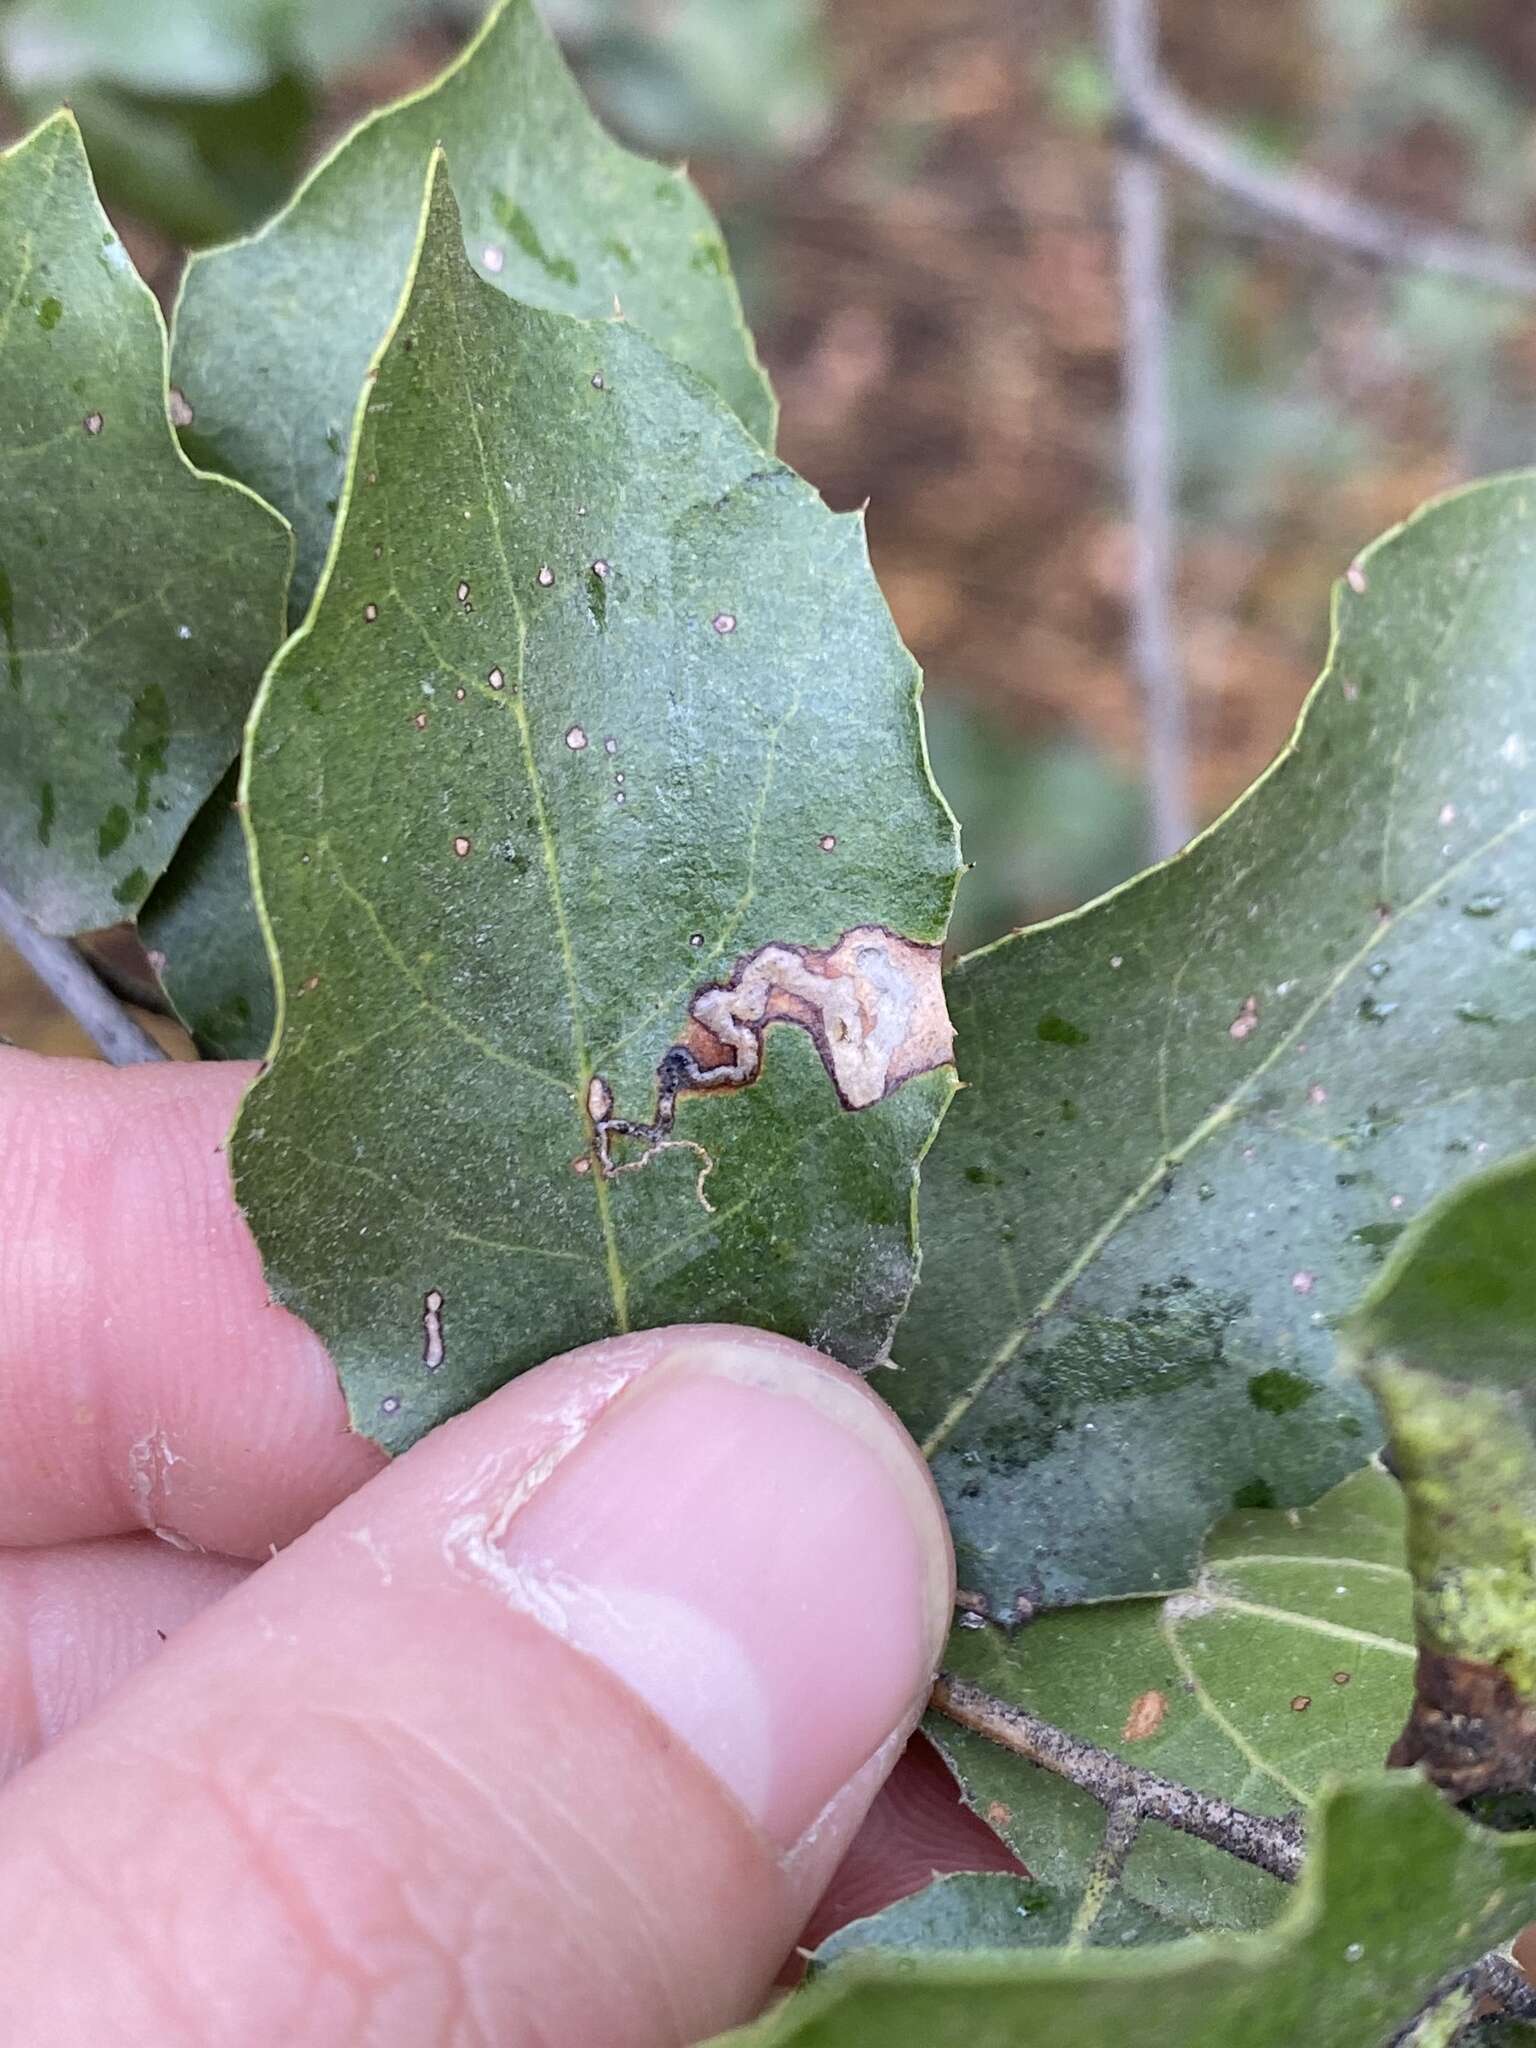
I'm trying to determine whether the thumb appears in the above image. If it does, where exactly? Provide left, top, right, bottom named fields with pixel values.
left=0, top=1324, right=952, bottom=2048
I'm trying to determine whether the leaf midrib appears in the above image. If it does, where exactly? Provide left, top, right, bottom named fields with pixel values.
left=440, top=276, right=630, bottom=1330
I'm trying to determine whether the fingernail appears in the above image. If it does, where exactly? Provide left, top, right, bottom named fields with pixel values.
left=495, top=1331, right=952, bottom=1848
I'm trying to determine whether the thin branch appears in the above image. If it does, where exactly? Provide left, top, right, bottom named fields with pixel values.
left=1102, top=0, right=1192, bottom=864
left=1388, top=1948, right=1536, bottom=2047
left=935, top=1673, right=1536, bottom=2029
left=932, top=1671, right=1305, bottom=1884
left=0, top=880, right=167, bottom=1066
left=1111, top=4, right=1536, bottom=299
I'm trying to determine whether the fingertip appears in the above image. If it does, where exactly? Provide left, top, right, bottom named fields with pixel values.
left=468, top=1323, right=953, bottom=1850
left=0, top=1325, right=953, bottom=2046
left=0, top=1049, right=381, bottom=1555
left=0, top=1534, right=249, bottom=1779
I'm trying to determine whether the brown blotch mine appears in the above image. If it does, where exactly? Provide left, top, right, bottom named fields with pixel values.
left=591, top=927, right=955, bottom=1184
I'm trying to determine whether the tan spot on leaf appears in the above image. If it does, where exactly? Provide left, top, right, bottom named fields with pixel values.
left=1122, top=1689, right=1167, bottom=1742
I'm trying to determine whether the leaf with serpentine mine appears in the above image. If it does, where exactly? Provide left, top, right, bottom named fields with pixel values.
left=231, top=157, right=959, bottom=1452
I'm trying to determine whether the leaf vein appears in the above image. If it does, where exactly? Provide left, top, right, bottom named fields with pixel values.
left=439, top=276, right=628, bottom=1329
left=921, top=803, right=1536, bottom=1458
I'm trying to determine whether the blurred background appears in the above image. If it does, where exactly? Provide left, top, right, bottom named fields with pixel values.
left=6, top=0, right=1536, bottom=1046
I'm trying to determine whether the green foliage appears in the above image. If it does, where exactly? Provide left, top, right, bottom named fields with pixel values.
left=20, top=73, right=315, bottom=246
left=140, top=767, right=273, bottom=1059
left=0, top=0, right=441, bottom=243
left=1347, top=1153, right=1536, bottom=1732
left=548, top=0, right=832, bottom=161
left=1346, top=1149, right=1536, bottom=1392
left=895, top=474, right=1536, bottom=1610
left=0, top=0, right=439, bottom=99
left=922, top=700, right=1146, bottom=956
left=0, top=112, right=289, bottom=935
left=808, top=1873, right=1076, bottom=1968
left=171, top=0, right=773, bottom=612
left=931, top=1471, right=1412, bottom=1944
left=230, top=159, right=959, bottom=1450
left=715, top=1778, right=1536, bottom=2047
left=11, top=32, right=1536, bottom=2044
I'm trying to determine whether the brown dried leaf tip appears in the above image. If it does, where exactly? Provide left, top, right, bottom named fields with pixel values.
left=1388, top=1648, right=1536, bottom=1800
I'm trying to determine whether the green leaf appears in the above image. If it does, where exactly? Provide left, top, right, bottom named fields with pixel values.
left=171, top=0, right=773, bottom=613
left=930, top=1469, right=1412, bottom=1944
left=231, top=158, right=959, bottom=1452
left=140, top=767, right=273, bottom=1060
left=808, top=1874, right=1076, bottom=1971
left=895, top=473, right=1536, bottom=1607
left=0, top=0, right=442, bottom=98
left=562, top=0, right=833, bottom=163
left=0, top=112, right=290, bottom=936
left=712, top=1776, right=1536, bottom=2047
left=1347, top=1147, right=1536, bottom=1390
left=26, top=73, right=317, bottom=246
left=2, top=0, right=284, bottom=100
left=920, top=699, right=1146, bottom=956
left=1345, top=1149, right=1536, bottom=1795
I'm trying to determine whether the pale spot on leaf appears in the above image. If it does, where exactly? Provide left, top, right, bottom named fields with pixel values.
left=422, top=1289, right=445, bottom=1370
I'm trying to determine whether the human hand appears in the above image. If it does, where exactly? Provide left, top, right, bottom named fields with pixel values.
left=0, top=1051, right=1013, bottom=2046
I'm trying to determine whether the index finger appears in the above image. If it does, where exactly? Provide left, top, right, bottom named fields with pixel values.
left=0, top=1050, right=381, bottom=1556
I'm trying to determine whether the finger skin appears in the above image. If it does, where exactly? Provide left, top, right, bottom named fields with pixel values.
left=0, top=1547, right=1013, bottom=1962
left=0, top=1051, right=381, bottom=1555
left=0, top=1535, right=248, bottom=1780
left=0, top=1325, right=952, bottom=2048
